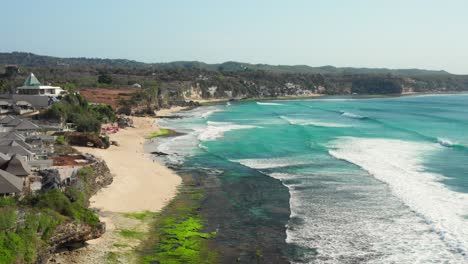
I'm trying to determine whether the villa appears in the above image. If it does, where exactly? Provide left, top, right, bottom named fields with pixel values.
left=13, top=73, right=65, bottom=108
left=16, top=73, right=64, bottom=96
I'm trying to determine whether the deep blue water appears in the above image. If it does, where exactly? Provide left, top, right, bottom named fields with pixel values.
left=152, top=94, right=468, bottom=263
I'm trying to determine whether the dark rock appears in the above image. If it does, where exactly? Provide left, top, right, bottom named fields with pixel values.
left=39, top=169, right=61, bottom=190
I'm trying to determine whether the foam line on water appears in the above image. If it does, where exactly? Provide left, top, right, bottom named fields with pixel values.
left=230, top=157, right=313, bottom=169
left=198, top=121, right=257, bottom=141
left=340, top=111, right=367, bottom=119
left=328, top=137, right=468, bottom=258
left=256, top=102, right=284, bottom=106
left=280, top=116, right=351, bottom=128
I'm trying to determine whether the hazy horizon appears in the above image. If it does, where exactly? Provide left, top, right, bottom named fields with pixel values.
left=2, top=0, right=467, bottom=74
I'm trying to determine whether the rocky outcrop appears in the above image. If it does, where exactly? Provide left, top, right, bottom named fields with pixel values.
left=86, top=160, right=113, bottom=197
left=65, top=132, right=110, bottom=149
left=41, top=160, right=112, bottom=263
left=39, top=222, right=105, bottom=264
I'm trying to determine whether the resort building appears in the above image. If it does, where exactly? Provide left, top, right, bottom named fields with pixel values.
left=13, top=73, right=65, bottom=108
left=16, top=73, right=64, bottom=96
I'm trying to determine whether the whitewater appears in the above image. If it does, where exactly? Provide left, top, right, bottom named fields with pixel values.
left=150, top=94, right=468, bottom=263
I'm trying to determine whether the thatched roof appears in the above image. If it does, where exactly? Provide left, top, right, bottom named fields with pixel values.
left=0, top=144, right=34, bottom=159
left=15, top=120, right=39, bottom=131
left=2, top=154, right=31, bottom=177
left=0, top=132, right=26, bottom=141
left=0, top=153, right=11, bottom=167
left=0, top=169, right=23, bottom=195
left=0, top=139, right=32, bottom=150
left=6, top=118, right=22, bottom=127
left=0, top=115, right=16, bottom=125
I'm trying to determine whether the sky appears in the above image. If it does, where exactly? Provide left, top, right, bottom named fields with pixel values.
left=1, top=0, right=467, bottom=74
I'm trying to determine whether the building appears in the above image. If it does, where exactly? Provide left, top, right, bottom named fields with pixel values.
left=13, top=101, right=35, bottom=115
left=0, top=101, right=13, bottom=114
left=0, top=169, right=23, bottom=196
left=13, top=73, right=65, bottom=108
left=2, top=154, right=32, bottom=177
left=16, top=73, right=64, bottom=96
left=4, top=65, right=19, bottom=76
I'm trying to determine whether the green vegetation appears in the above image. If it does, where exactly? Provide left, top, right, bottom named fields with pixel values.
left=124, top=211, right=156, bottom=221
left=0, top=166, right=101, bottom=263
left=113, top=242, right=129, bottom=248
left=55, top=135, right=66, bottom=145
left=98, top=71, right=113, bottom=84
left=146, top=129, right=171, bottom=139
left=41, top=93, right=116, bottom=133
left=139, top=181, right=217, bottom=264
left=106, top=252, right=119, bottom=263
left=119, top=229, right=144, bottom=239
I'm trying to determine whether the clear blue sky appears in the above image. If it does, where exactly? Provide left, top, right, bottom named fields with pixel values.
left=2, top=0, right=467, bottom=74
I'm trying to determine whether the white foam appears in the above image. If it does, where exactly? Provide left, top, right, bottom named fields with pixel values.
left=328, top=137, right=468, bottom=258
left=154, top=130, right=202, bottom=164
left=437, top=137, right=455, bottom=147
left=302, top=98, right=359, bottom=102
left=201, top=109, right=222, bottom=118
left=231, top=157, right=312, bottom=169
left=341, top=111, right=366, bottom=119
left=280, top=116, right=351, bottom=128
left=198, top=121, right=257, bottom=141
left=256, top=102, right=284, bottom=106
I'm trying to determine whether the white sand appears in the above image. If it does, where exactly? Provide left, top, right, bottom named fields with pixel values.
left=75, top=107, right=186, bottom=213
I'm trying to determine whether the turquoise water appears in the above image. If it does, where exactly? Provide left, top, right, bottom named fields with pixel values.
left=153, top=94, right=468, bottom=263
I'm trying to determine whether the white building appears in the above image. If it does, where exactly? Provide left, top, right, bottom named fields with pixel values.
left=16, top=73, right=65, bottom=96
left=13, top=73, right=65, bottom=108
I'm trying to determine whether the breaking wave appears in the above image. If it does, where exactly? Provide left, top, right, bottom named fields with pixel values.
left=328, top=137, right=468, bottom=260
left=280, top=116, right=351, bottom=128
left=230, top=157, right=312, bottom=170
left=198, top=121, right=257, bottom=141
left=340, top=111, right=367, bottom=119
left=257, top=102, right=284, bottom=106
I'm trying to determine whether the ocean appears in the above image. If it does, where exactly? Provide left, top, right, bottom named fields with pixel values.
left=150, top=94, right=468, bottom=263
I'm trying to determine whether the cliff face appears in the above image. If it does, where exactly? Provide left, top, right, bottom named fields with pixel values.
left=38, top=222, right=105, bottom=264
left=39, top=160, right=112, bottom=264
left=85, top=160, right=113, bottom=197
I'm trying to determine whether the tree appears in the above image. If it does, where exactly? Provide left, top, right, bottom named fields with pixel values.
left=64, top=83, right=76, bottom=93
left=97, top=72, right=112, bottom=84
left=142, top=84, right=159, bottom=111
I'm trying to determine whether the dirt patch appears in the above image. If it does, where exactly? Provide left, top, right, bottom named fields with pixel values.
left=53, top=155, right=93, bottom=166
left=78, top=88, right=138, bottom=109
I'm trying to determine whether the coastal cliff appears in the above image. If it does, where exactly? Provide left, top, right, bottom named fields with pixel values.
left=0, top=160, right=113, bottom=264
left=42, top=160, right=113, bottom=263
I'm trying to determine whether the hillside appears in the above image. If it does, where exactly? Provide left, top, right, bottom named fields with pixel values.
left=1, top=52, right=468, bottom=110
left=0, top=52, right=452, bottom=76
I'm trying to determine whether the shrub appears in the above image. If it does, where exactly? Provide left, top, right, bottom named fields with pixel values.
left=89, top=104, right=116, bottom=123
left=55, top=135, right=66, bottom=145
left=75, top=115, right=102, bottom=133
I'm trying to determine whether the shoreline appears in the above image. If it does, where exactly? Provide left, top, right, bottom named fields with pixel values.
left=50, top=106, right=187, bottom=264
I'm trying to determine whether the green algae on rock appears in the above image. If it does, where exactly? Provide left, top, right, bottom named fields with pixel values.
left=138, top=175, right=217, bottom=264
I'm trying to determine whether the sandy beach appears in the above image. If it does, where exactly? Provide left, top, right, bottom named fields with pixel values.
left=76, top=107, right=184, bottom=213
left=50, top=107, right=186, bottom=264
left=75, top=108, right=184, bottom=213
